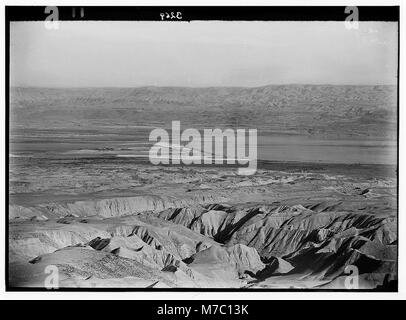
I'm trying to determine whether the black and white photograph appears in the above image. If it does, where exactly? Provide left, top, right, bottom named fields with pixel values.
left=5, top=5, right=399, bottom=292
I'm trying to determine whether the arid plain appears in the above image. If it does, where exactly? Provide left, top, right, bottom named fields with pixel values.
left=8, top=85, right=397, bottom=289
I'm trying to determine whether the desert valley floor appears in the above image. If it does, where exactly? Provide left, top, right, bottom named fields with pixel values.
left=8, top=85, right=398, bottom=289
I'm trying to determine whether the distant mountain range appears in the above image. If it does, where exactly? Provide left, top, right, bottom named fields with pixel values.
left=10, top=85, right=397, bottom=139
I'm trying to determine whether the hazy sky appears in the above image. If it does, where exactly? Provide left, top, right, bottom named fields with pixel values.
left=10, top=21, right=398, bottom=87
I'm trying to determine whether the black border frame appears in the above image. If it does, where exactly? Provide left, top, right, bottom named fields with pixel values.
left=4, top=5, right=400, bottom=292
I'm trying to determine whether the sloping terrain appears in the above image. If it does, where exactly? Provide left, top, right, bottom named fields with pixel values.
left=9, top=161, right=397, bottom=289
